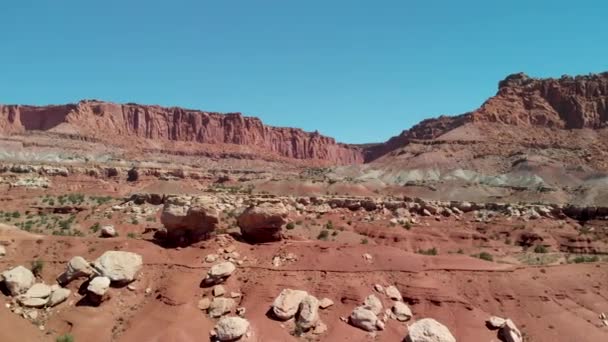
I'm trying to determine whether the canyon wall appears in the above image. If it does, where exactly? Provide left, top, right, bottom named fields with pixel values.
left=0, top=100, right=364, bottom=164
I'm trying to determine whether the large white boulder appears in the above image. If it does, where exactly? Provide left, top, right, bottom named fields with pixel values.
left=214, top=316, right=250, bottom=341
left=297, top=295, right=320, bottom=330
left=363, top=294, right=383, bottom=315
left=272, top=289, right=309, bottom=320
left=57, top=256, right=98, bottom=285
left=93, top=251, right=142, bottom=284
left=392, top=301, right=413, bottom=322
left=1, top=266, right=35, bottom=295
left=237, top=202, right=288, bottom=242
left=407, top=318, right=456, bottom=342
left=204, top=261, right=236, bottom=285
left=208, top=297, right=236, bottom=318
left=349, top=306, right=379, bottom=332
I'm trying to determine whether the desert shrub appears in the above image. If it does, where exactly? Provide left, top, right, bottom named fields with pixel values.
left=286, top=222, right=295, bottom=230
left=361, top=238, right=369, bottom=244
left=317, top=230, right=329, bottom=240
left=417, top=247, right=437, bottom=256
left=56, top=334, right=74, bottom=342
left=534, top=245, right=548, bottom=253
left=90, top=222, right=101, bottom=232
left=325, top=220, right=334, bottom=230
left=31, top=259, right=44, bottom=277
left=476, top=252, right=494, bottom=262
left=571, top=255, right=599, bottom=263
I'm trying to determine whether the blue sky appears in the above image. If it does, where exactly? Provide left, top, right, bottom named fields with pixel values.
left=1, top=1, right=606, bottom=143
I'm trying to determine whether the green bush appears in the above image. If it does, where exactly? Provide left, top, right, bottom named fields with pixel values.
left=476, top=252, right=494, bottom=262
left=572, top=255, right=599, bottom=263
left=90, top=222, right=101, bottom=232
left=361, top=238, right=369, bottom=244
left=534, top=245, right=548, bottom=253
left=286, top=222, right=295, bottom=230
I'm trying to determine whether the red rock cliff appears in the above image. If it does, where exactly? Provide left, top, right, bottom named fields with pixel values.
left=472, top=72, right=608, bottom=128
left=0, top=100, right=364, bottom=165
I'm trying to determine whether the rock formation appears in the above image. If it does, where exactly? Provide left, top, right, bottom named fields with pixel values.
left=0, top=100, right=363, bottom=164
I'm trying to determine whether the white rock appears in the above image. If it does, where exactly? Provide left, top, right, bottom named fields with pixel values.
left=374, top=284, right=384, bottom=293
left=205, top=261, right=236, bottom=284
left=297, top=295, right=319, bottom=330
left=87, top=276, right=111, bottom=296
left=100, top=225, right=117, bottom=237
left=93, top=251, right=143, bottom=284
left=19, top=297, right=48, bottom=308
left=23, top=283, right=52, bottom=299
left=208, top=297, right=236, bottom=318
left=349, top=306, right=379, bottom=332
left=363, top=253, right=373, bottom=261
left=363, top=294, right=383, bottom=315
left=57, top=256, right=97, bottom=285
left=213, top=285, right=226, bottom=297
left=205, top=254, right=219, bottom=263
left=319, top=297, right=334, bottom=309
left=500, top=319, right=523, bottom=342
left=48, top=288, right=71, bottom=307
left=392, top=301, right=413, bottom=321
left=198, top=297, right=211, bottom=311
left=214, top=316, right=250, bottom=341
left=407, top=318, right=456, bottom=342
left=1, top=266, right=35, bottom=295
left=385, top=285, right=403, bottom=301
left=487, top=316, right=507, bottom=329
left=272, top=289, right=309, bottom=320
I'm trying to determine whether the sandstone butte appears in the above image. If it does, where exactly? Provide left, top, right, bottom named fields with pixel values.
left=1, top=71, right=607, bottom=165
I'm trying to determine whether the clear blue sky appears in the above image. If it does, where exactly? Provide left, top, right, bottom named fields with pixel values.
left=1, top=1, right=606, bottom=143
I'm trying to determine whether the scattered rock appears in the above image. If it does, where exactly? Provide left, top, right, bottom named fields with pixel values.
left=100, top=225, right=117, bottom=238
left=313, top=321, right=328, bottom=335
left=349, top=306, right=379, bottom=332
left=23, top=283, right=52, bottom=299
left=363, top=294, right=383, bottom=315
left=198, top=297, right=211, bottom=311
left=57, top=256, right=97, bottom=285
left=487, top=316, right=507, bottom=329
left=272, top=289, right=309, bottom=320
left=236, top=307, right=246, bottom=317
left=208, top=297, right=236, bottom=318
left=297, top=295, right=319, bottom=330
left=205, top=254, right=219, bottom=263
left=48, top=288, right=71, bottom=307
left=499, top=319, right=523, bottom=342
left=237, top=202, right=288, bottom=243
left=213, top=285, right=226, bottom=297
left=214, top=316, right=250, bottom=341
left=385, top=285, right=402, bottom=301
left=1, top=266, right=35, bottom=296
left=374, top=284, right=384, bottom=293
left=407, top=318, right=456, bottom=342
left=19, top=297, right=48, bottom=308
left=93, top=251, right=143, bottom=284
left=204, top=261, right=236, bottom=285
left=363, top=253, right=373, bottom=261
left=87, top=276, right=110, bottom=305
left=392, top=301, right=413, bottom=321
left=319, top=298, right=334, bottom=309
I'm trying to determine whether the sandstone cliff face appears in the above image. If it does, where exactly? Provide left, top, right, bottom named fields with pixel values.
left=365, top=72, right=608, bottom=162
left=0, top=100, right=363, bottom=164
left=472, top=72, right=608, bottom=128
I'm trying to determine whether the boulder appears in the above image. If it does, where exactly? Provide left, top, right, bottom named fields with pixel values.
left=1, top=266, right=35, bottom=296
left=363, top=294, right=383, bottom=315
left=23, top=283, right=52, bottom=299
left=385, top=285, right=402, bottom=301
left=19, top=297, right=48, bottom=308
left=407, top=318, right=456, bottom=342
left=87, top=276, right=111, bottom=305
left=48, top=288, right=71, bottom=307
left=272, top=289, right=309, bottom=320
left=93, top=251, right=143, bottom=284
left=198, top=297, right=211, bottom=311
left=349, top=306, right=379, bottom=332
left=204, top=262, right=236, bottom=285
left=392, top=301, right=413, bottom=321
left=213, top=285, right=226, bottom=297
left=214, top=316, right=250, bottom=341
left=237, top=202, right=288, bottom=242
left=160, top=195, right=220, bottom=243
left=208, top=297, right=236, bottom=318
left=499, top=319, right=523, bottom=342
left=297, top=295, right=319, bottom=330
left=57, top=256, right=98, bottom=285
left=319, top=298, right=334, bottom=309
left=100, top=225, right=117, bottom=238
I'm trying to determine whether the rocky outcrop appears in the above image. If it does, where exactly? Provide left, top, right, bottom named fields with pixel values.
left=406, top=318, right=456, bottom=342
left=92, top=251, right=143, bottom=284
left=474, top=72, right=608, bottom=129
left=160, top=195, right=220, bottom=243
left=237, top=202, right=288, bottom=242
left=1, top=266, right=35, bottom=296
left=0, top=100, right=363, bottom=164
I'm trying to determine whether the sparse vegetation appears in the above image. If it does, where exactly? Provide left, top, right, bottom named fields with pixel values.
left=90, top=222, right=101, bottom=233
left=534, top=245, right=548, bottom=253
left=286, top=222, right=295, bottom=230
left=571, top=255, right=599, bottom=263
left=127, top=232, right=137, bottom=239
left=317, top=230, right=329, bottom=240
left=475, top=251, right=494, bottom=262
left=56, top=334, right=74, bottom=342
left=361, top=238, right=369, bottom=244
left=417, top=247, right=438, bottom=256
left=31, top=259, right=44, bottom=277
